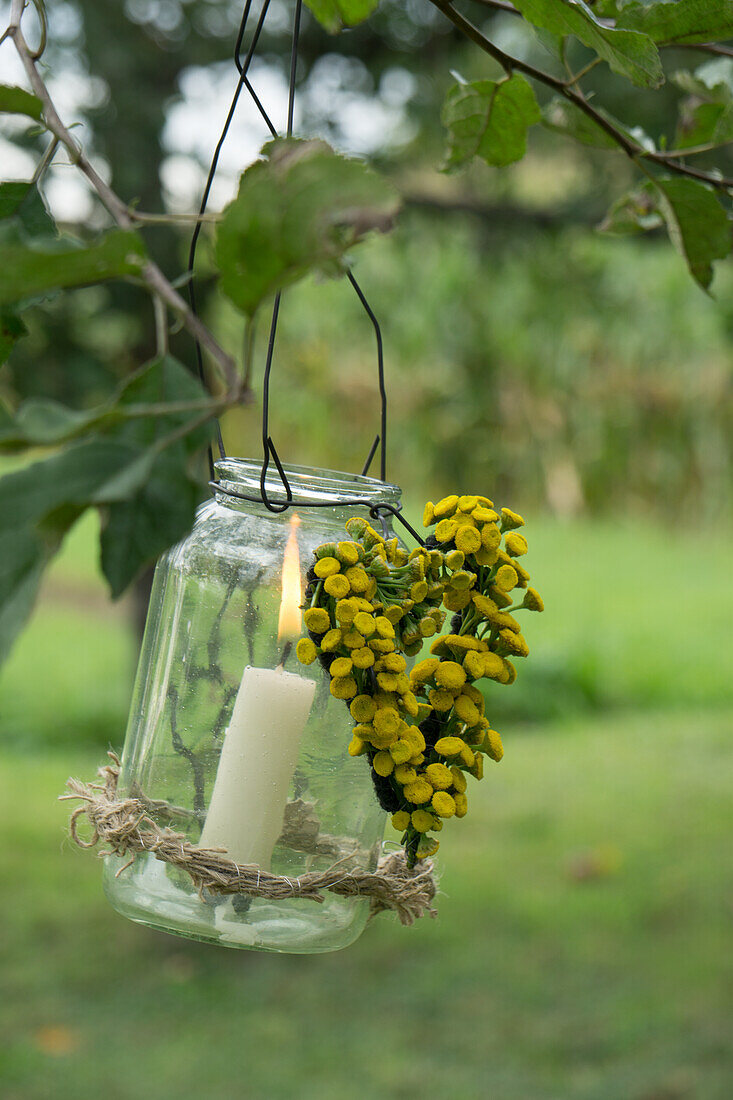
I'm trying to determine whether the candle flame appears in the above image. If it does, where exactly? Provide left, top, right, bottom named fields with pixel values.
left=277, top=514, right=303, bottom=642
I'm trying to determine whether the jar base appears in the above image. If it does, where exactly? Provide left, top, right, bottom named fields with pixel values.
left=103, top=853, right=369, bottom=954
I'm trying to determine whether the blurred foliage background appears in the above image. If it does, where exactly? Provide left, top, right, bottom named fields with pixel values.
left=1, top=1, right=732, bottom=1097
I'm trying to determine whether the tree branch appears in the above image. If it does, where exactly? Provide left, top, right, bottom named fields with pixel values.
left=429, top=0, right=733, bottom=191
left=6, top=0, right=245, bottom=399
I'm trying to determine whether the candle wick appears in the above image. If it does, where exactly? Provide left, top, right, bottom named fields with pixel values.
left=277, top=640, right=293, bottom=670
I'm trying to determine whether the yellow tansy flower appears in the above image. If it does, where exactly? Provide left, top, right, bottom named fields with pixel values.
left=411, top=809, right=435, bottom=833
left=351, top=611, right=375, bottom=637
left=500, top=508, right=525, bottom=530
left=334, top=598, right=359, bottom=625
left=453, top=793, right=468, bottom=818
left=463, top=650, right=485, bottom=680
left=443, top=589, right=472, bottom=611
left=296, top=638, right=317, bottom=665
left=329, top=656, right=353, bottom=678
left=450, top=766, right=467, bottom=793
left=473, top=506, right=498, bottom=523
left=486, top=729, right=504, bottom=761
left=320, top=628, right=343, bottom=652
left=419, top=618, right=437, bottom=637
left=494, top=564, right=518, bottom=592
left=481, top=523, right=501, bottom=551
left=375, top=616, right=395, bottom=639
left=341, top=630, right=366, bottom=650
left=330, top=676, right=357, bottom=700
left=499, top=629, right=529, bottom=658
left=303, top=607, right=331, bottom=634
left=454, top=693, right=481, bottom=725
left=403, top=779, right=433, bottom=804
left=391, top=810, right=411, bottom=831
left=389, top=739, right=413, bottom=765
left=373, top=707, right=401, bottom=736
left=314, top=557, right=341, bottom=578
left=351, top=646, right=375, bottom=669
left=435, top=518, right=458, bottom=544
left=394, top=764, right=417, bottom=785
left=324, top=574, right=350, bottom=599
left=350, top=695, right=377, bottom=723
left=344, top=567, right=370, bottom=594
left=400, top=691, right=420, bottom=717
left=383, top=605, right=404, bottom=624
left=523, top=587, right=544, bottom=612
left=422, top=501, right=436, bottom=527
left=425, top=762, right=453, bottom=790
left=336, top=541, right=361, bottom=565
left=373, top=751, right=395, bottom=777
left=410, top=657, right=441, bottom=684
left=402, top=726, right=426, bottom=754
left=434, top=661, right=467, bottom=691
left=410, top=580, right=429, bottom=602
left=455, top=526, right=482, bottom=555
left=348, top=735, right=366, bottom=757
left=428, top=688, right=455, bottom=712
left=432, top=791, right=456, bottom=818
left=505, top=531, right=528, bottom=557
left=434, top=495, right=459, bottom=519
left=445, top=549, right=465, bottom=570
left=472, top=592, right=499, bottom=618
left=434, top=736, right=466, bottom=757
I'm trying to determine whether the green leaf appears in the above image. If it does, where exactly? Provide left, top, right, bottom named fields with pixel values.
left=0, top=230, right=147, bottom=306
left=0, top=356, right=213, bottom=451
left=0, top=441, right=145, bottom=663
left=541, top=96, right=654, bottom=151
left=215, top=139, right=399, bottom=318
left=442, top=75, right=541, bottom=170
left=512, top=0, right=663, bottom=87
left=600, top=177, right=731, bottom=289
left=599, top=184, right=664, bottom=235
left=0, top=309, right=27, bottom=366
left=617, top=1, right=733, bottom=45
left=0, top=84, right=43, bottom=121
left=304, top=0, right=379, bottom=33
left=0, top=399, right=102, bottom=448
left=674, top=58, right=733, bottom=101
left=98, top=356, right=211, bottom=596
left=673, top=60, right=733, bottom=148
left=0, top=181, right=56, bottom=244
left=653, top=177, right=731, bottom=290
left=0, top=525, right=56, bottom=666
left=0, top=358, right=212, bottom=657
left=0, top=438, right=149, bottom=528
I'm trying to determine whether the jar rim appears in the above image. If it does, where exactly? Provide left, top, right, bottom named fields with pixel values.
left=214, top=457, right=402, bottom=507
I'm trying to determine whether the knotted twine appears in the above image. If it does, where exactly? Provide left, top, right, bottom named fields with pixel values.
left=62, top=756, right=437, bottom=926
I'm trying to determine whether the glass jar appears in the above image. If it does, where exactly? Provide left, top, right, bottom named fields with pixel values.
left=103, top=459, right=405, bottom=954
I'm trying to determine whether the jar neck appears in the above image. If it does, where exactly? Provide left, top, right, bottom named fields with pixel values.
left=213, top=458, right=402, bottom=519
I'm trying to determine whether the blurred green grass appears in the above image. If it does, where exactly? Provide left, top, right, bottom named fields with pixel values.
left=1, top=708, right=732, bottom=1099
left=1, top=514, right=732, bottom=1098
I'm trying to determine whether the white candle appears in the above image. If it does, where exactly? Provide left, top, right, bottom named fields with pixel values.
left=199, top=514, right=315, bottom=871
left=199, top=664, right=315, bottom=869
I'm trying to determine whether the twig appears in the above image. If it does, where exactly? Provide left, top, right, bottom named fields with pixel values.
left=128, top=209, right=222, bottom=226
left=429, top=0, right=733, bottom=190
left=6, top=0, right=245, bottom=397
left=153, top=295, right=169, bottom=359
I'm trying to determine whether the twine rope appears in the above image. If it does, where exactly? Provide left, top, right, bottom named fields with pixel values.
left=62, top=757, right=437, bottom=926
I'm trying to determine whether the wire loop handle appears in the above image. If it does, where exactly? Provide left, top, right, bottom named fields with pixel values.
left=187, top=0, right=390, bottom=497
